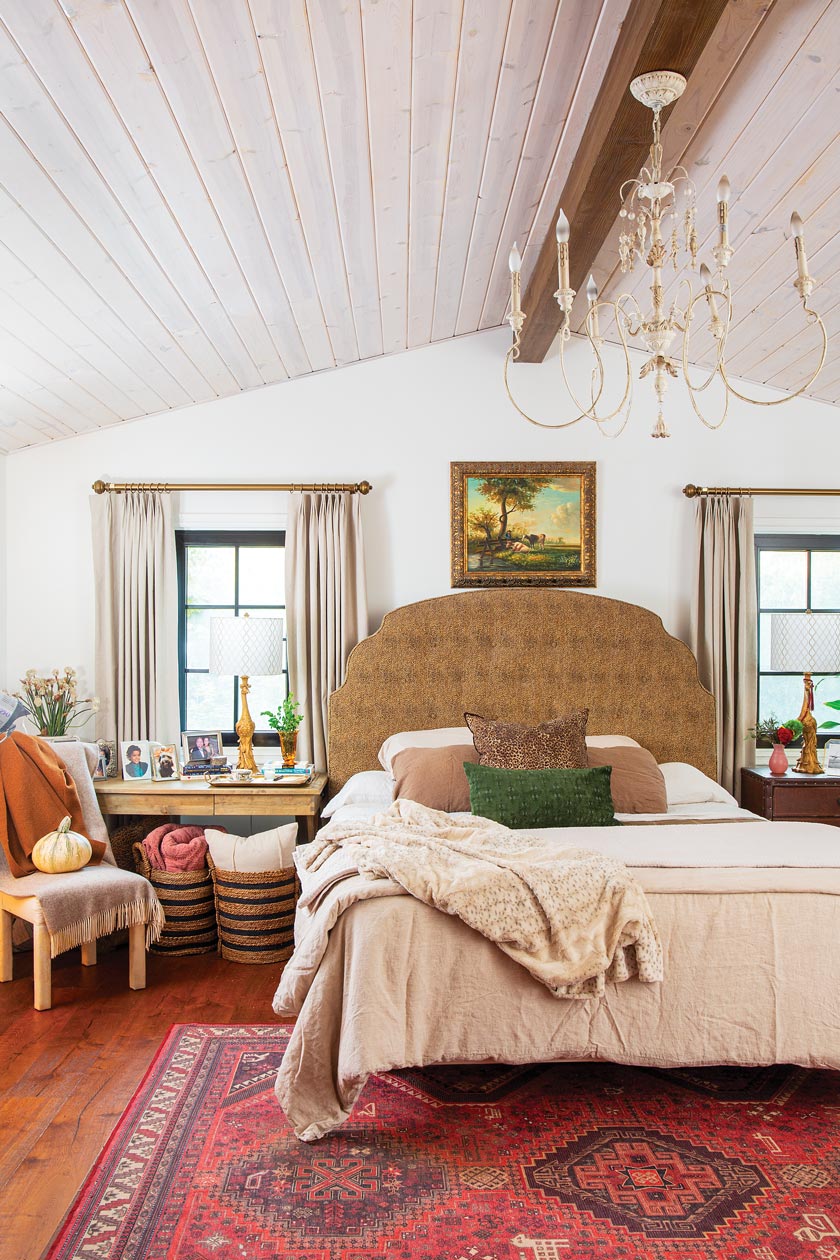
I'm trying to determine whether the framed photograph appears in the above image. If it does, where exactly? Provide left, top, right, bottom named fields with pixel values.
left=823, top=739, right=840, bottom=773
left=450, top=461, right=596, bottom=588
left=181, top=730, right=224, bottom=765
left=151, top=743, right=180, bottom=781
left=94, top=738, right=116, bottom=780
left=120, top=739, right=152, bottom=781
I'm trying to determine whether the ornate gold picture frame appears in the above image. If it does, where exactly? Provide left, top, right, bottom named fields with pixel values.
left=450, top=461, right=596, bottom=588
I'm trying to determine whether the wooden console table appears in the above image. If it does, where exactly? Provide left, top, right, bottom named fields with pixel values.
left=94, top=773, right=328, bottom=842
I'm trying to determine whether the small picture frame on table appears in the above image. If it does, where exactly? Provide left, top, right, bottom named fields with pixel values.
left=151, top=743, right=180, bottom=780
left=181, top=730, right=224, bottom=765
left=823, top=739, right=840, bottom=773
left=94, top=738, right=117, bottom=779
left=120, top=740, right=152, bottom=780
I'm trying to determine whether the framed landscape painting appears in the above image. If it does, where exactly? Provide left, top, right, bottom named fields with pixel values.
left=450, top=461, right=596, bottom=588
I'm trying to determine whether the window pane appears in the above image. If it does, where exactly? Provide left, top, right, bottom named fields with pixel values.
left=240, top=675, right=289, bottom=733
left=186, top=673, right=233, bottom=732
left=758, top=674, right=803, bottom=728
left=811, top=552, right=840, bottom=609
left=238, top=546, right=284, bottom=606
left=815, top=674, right=840, bottom=731
left=186, top=607, right=226, bottom=670
left=187, top=546, right=235, bottom=606
left=758, top=613, right=774, bottom=670
left=759, top=550, right=807, bottom=610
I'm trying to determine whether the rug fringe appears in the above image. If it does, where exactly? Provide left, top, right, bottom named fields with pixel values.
left=50, top=899, right=165, bottom=958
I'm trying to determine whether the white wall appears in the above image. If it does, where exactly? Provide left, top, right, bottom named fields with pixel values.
left=4, top=327, right=840, bottom=712
left=0, top=452, right=6, bottom=689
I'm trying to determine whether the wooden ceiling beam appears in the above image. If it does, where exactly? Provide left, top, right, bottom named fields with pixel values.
left=517, top=0, right=734, bottom=362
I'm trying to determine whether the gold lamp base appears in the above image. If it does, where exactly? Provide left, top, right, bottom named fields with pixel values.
left=792, top=671, right=823, bottom=775
left=236, top=675, right=260, bottom=773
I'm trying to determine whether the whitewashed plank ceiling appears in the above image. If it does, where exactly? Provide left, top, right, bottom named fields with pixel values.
left=0, top=0, right=835, bottom=451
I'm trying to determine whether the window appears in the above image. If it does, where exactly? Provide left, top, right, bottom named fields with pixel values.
left=176, top=531, right=287, bottom=745
left=756, top=534, right=840, bottom=742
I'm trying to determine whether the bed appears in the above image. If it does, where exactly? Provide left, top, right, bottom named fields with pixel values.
left=273, top=590, right=840, bottom=1140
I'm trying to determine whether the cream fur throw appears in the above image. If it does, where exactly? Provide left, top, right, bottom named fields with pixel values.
left=297, top=799, right=662, bottom=998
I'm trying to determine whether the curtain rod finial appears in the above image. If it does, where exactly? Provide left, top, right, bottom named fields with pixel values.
left=358, top=480, right=372, bottom=495
left=92, top=480, right=107, bottom=495
left=683, top=484, right=700, bottom=498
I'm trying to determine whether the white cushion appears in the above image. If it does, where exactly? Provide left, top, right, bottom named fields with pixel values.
left=205, top=823, right=297, bottom=872
left=377, top=726, right=641, bottom=774
left=659, top=763, right=737, bottom=807
left=322, top=770, right=396, bottom=819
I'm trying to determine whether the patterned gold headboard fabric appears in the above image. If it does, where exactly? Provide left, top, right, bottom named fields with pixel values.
left=328, top=590, right=716, bottom=794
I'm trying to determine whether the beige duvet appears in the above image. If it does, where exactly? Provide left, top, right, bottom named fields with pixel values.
left=273, top=816, right=840, bottom=1141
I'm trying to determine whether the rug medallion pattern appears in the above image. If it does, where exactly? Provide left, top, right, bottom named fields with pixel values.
left=46, top=1025, right=840, bottom=1260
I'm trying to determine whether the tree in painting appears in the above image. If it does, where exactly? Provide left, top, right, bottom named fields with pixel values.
left=471, top=477, right=554, bottom=541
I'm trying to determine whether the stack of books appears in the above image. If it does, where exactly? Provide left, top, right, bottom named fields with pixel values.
left=181, top=757, right=230, bottom=779
left=270, top=762, right=314, bottom=784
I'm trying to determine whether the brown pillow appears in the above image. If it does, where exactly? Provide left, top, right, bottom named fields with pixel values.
left=391, top=744, right=479, bottom=812
left=464, top=710, right=588, bottom=770
left=586, top=745, right=667, bottom=814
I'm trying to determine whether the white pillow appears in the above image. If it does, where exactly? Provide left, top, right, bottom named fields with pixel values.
left=322, top=770, right=396, bottom=819
left=659, top=763, right=737, bottom=807
left=205, top=823, right=297, bottom=872
left=377, top=726, right=641, bottom=774
left=378, top=728, right=473, bottom=774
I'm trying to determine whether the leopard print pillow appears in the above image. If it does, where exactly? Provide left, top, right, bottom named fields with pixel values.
left=464, top=710, right=589, bottom=770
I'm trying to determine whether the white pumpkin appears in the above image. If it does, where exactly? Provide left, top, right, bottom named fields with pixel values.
left=31, top=816, right=92, bottom=874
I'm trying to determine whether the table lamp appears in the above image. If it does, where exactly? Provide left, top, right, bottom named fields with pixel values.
left=209, top=613, right=284, bottom=773
left=769, top=610, right=840, bottom=774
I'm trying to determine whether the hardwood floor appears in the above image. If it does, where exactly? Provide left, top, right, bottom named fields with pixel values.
left=0, top=945, right=284, bottom=1260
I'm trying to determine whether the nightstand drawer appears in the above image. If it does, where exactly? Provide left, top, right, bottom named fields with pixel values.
left=772, top=784, right=840, bottom=819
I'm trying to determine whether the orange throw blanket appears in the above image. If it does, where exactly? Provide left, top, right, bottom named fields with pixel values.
left=0, top=732, right=107, bottom=878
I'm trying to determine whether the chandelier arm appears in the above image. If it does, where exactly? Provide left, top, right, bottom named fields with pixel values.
left=502, top=336, right=589, bottom=430
left=719, top=306, right=828, bottom=406
left=681, top=283, right=732, bottom=394
left=557, top=301, right=633, bottom=425
left=684, top=369, right=730, bottom=431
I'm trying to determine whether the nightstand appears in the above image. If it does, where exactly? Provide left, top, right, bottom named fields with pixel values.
left=741, top=765, right=840, bottom=827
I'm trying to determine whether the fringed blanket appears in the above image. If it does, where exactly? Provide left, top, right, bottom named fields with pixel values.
left=0, top=737, right=163, bottom=956
left=295, top=799, right=662, bottom=998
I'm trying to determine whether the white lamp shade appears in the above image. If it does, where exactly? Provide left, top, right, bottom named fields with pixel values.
left=769, top=612, right=840, bottom=673
left=209, top=615, right=284, bottom=677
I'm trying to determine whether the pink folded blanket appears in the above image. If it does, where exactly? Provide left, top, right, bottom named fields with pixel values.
left=143, top=823, right=209, bottom=872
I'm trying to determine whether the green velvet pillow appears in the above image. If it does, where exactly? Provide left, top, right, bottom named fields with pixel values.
left=464, top=762, right=620, bottom=829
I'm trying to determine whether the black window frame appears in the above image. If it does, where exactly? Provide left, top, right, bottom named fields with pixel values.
left=755, top=532, right=840, bottom=747
left=176, top=529, right=287, bottom=748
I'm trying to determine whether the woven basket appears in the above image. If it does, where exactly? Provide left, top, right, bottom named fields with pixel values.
left=208, top=857, right=297, bottom=965
left=109, top=819, right=157, bottom=872
left=133, top=842, right=218, bottom=956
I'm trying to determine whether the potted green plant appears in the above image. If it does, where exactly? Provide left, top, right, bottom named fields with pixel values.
left=261, top=693, right=303, bottom=767
left=747, top=715, right=781, bottom=750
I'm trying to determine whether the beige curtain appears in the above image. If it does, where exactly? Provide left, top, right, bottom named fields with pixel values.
left=90, top=491, right=180, bottom=748
left=690, top=495, right=756, bottom=797
left=286, top=492, right=368, bottom=769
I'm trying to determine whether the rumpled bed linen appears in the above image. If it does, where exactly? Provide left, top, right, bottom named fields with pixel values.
left=295, top=799, right=663, bottom=998
left=274, top=813, right=840, bottom=1141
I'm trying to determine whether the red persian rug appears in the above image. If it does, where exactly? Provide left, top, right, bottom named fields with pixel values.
left=47, top=1024, right=840, bottom=1260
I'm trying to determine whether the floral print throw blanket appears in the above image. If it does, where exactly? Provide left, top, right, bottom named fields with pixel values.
left=295, top=799, right=662, bottom=998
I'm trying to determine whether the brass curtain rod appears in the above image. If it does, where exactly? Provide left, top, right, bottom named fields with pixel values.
left=92, top=479, right=372, bottom=495
left=683, top=484, right=840, bottom=498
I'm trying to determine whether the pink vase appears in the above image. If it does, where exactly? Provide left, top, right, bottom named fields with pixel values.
left=768, top=743, right=789, bottom=776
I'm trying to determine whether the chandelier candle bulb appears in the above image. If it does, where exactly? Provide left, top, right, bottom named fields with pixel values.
left=556, top=209, right=571, bottom=299
left=716, top=174, right=730, bottom=250
left=508, top=242, right=522, bottom=318
left=791, top=212, right=809, bottom=281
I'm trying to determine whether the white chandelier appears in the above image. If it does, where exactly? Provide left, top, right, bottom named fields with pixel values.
left=504, top=70, right=828, bottom=438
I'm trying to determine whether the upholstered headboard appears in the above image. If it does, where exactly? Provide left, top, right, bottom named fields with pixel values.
left=328, top=590, right=716, bottom=793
